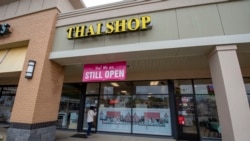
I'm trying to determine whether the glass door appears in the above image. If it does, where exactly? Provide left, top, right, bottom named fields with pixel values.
left=174, top=80, right=199, bottom=140
left=83, top=96, right=99, bottom=132
left=176, top=96, right=199, bottom=140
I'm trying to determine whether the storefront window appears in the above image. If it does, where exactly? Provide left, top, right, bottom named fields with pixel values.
left=57, top=78, right=248, bottom=138
left=100, top=82, right=132, bottom=95
left=0, top=86, right=17, bottom=123
left=248, top=95, right=250, bottom=107
left=86, top=83, right=99, bottom=94
left=133, top=81, right=168, bottom=94
left=83, top=96, right=99, bottom=131
left=244, top=78, right=250, bottom=107
left=131, top=81, right=171, bottom=135
left=174, top=80, right=193, bottom=94
left=98, top=80, right=133, bottom=133
left=97, top=80, right=170, bottom=135
left=58, top=81, right=171, bottom=136
left=57, top=83, right=81, bottom=129
left=98, top=94, right=132, bottom=133
left=132, top=95, right=171, bottom=135
left=194, top=79, right=220, bottom=139
left=194, top=79, right=214, bottom=95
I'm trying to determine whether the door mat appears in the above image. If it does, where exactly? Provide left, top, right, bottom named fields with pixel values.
left=71, top=134, right=88, bottom=138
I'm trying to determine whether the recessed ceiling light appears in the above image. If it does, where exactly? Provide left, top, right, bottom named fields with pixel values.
left=110, top=82, right=119, bottom=87
left=121, top=90, right=127, bottom=94
left=150, top=81, right=159, bottom=86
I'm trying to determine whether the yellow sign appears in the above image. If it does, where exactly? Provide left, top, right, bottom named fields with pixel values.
left=67, top=16, right=152, bottom=39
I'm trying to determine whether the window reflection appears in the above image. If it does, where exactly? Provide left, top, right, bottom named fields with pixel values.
left=86, top=83, right=99, bottom=94
left=196, top=95, right=220, bottom=138
left=133, top=81, right=168, bottom=94
left=0, top=86, right=17, bottom=123
left=244, top=78, right=250, bottom=107
left=133, top=95, right=169, bottom=109
left=98, top=94, right=132, bottom=133
left=58, top=80, right=170, bottom=135
left=174, top=80, right=193, bottom=94
left=194, top=79, right=220, bottom=139
left=100, top=82, right=131, bottom=95
left=244, top=78, right=250, bottom=94
left=99, top=82, right=132, bottom=133
left=57, top=83, right=81, bottom=129
left=99, top=95, right=131, bottom=108
left=246, top=84, right=250, bottom=94
left=248, top=95, right=250, bottom=107
left=0, top=95, right=15, bottom=123
left=132, top=95, right=171, bottom=135
left=194, top=79, right=214, bottom=95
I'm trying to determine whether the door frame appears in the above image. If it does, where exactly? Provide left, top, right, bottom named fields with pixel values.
left=173, top=80, right=201, bottom=141
left=77, top=83, right=87, bottom=132
left=82, top=95, right=100, bottom=133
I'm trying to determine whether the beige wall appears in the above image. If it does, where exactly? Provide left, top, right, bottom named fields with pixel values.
left=0, top=0, right=84, bottom=21
left=51, top=0, right=250, bottom=84
left=52, top=0, right=250, bottom=52
left=218, top=0, right=250, bottom=35
left=176, top=4, right=224, bottom=38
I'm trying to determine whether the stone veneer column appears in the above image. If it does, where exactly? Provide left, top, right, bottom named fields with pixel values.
left=208, top=45, right=250, bottom=141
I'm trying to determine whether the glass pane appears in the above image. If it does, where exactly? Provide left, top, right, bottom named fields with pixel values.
left=83, top=97, right=98, bottom=131
left=246, top=84, right=250, bottom=94
left=133, top=81, right=168, bottom=94
left=176, top=96, right=198, bottom=135
left=244, top=78, right=250, bottom=107
left=132, top=95, right=172, bottom=135
left=100, top=82, right=131, bottom=95
left=244, top=78, right=250, bottom=94
left=196, top=95, right=221, bottom=139
left=86, top=83, right=99, bottom=94
left=0, top=86, right=17, bottom=123
left=57, top=83, right=81, bottom=129
left=98, top=94, right=131, bottom=133
left=1, top=86, right=17, bottom=95
left=248, top=95, right=250, bottom=107
left=175, top=80, right=193, bottom=94
left=0, top=96, right=15, bottom=123
left=194, top=79, right=214, bottom=95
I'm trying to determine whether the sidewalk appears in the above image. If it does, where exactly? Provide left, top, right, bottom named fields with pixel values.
left=1, top=126, right=176, bottom=141
left=56, top=130, right=176, bottom=141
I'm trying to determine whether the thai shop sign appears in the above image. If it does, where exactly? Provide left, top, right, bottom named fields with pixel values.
left=82, top=61, right=126, bottom=82
left=67, top=16, right=152, bottom=39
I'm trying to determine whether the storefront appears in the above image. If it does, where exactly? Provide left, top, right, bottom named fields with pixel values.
left=56, top=78, right=250, bottom=140
left=1, top=0, right=250, bottom=141
left=58, top=81, right=171, bottom=135
left=50, top=0, right=250, bottom=141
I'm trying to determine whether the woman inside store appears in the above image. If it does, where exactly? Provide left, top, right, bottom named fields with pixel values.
left=87, top=106, right=96, bottom=136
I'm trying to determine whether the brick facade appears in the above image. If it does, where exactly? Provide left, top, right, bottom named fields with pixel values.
left=1, top=8, right=64, bottom=126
